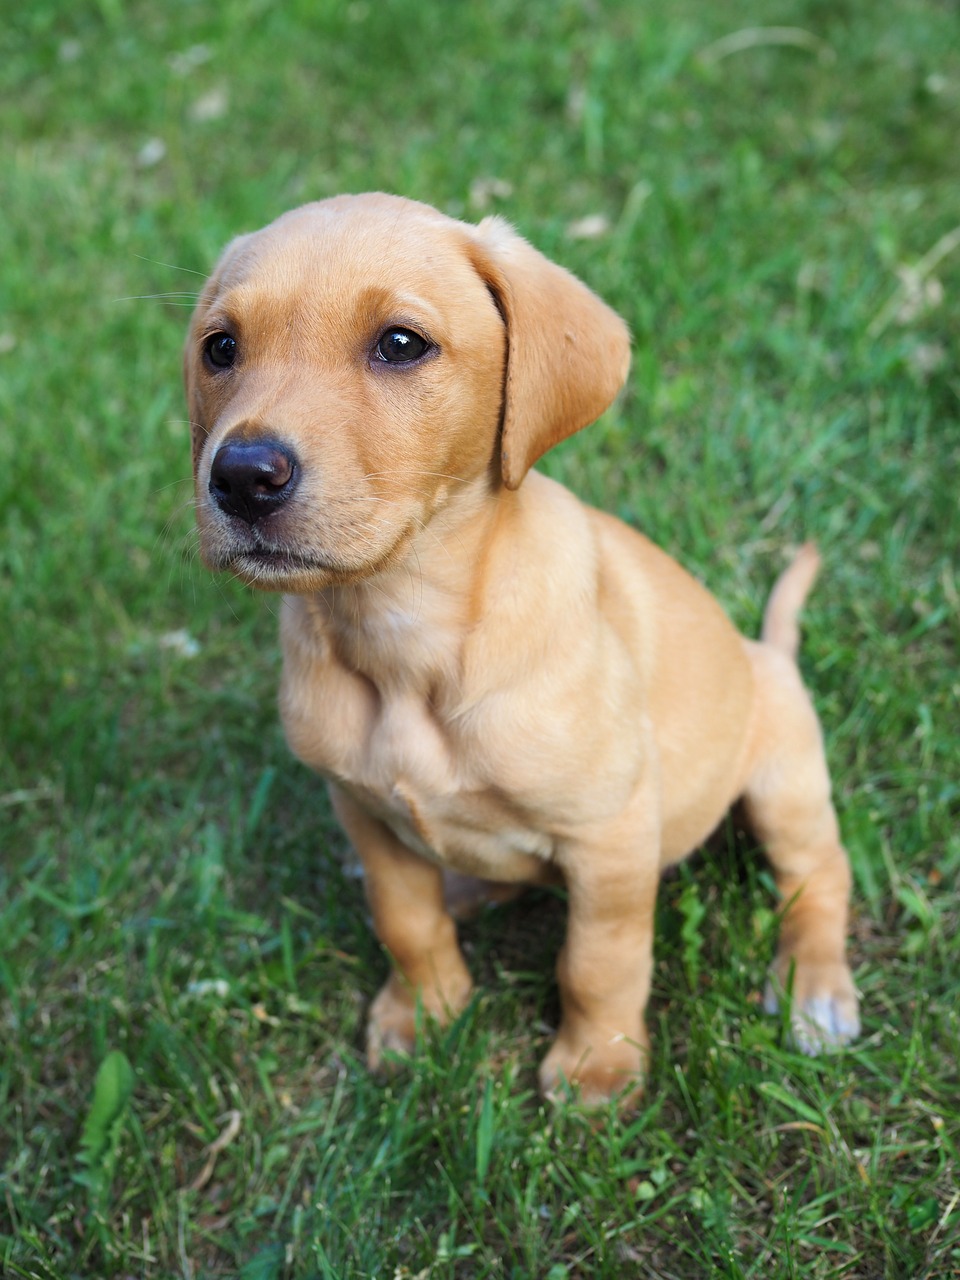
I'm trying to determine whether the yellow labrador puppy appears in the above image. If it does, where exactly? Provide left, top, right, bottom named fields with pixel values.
left=186, top=193, right=859, bottom=1103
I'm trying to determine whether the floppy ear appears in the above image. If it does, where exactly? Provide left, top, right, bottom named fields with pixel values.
left=468, top=217, right=631, bottom=490
left=184, top=273, right=221, bottom=479
left=183, top=340, right=205, bottom=478
left=184, top=234, right=252, bottom=478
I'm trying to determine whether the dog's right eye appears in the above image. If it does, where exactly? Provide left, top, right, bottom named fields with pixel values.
left=204, top=332, right=238, bottom=369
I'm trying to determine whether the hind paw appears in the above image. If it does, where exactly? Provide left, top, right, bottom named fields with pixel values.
left=764, top=961, right=860, bottom=1054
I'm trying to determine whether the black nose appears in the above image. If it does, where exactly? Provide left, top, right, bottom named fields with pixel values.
left=209, top=438, right=300, bottom=524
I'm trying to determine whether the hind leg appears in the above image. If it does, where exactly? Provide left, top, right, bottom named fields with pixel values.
left=743, top=646, right=860, bottom=1052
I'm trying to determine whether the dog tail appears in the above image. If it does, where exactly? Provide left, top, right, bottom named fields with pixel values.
left=761, top=542, right=821, bottom=661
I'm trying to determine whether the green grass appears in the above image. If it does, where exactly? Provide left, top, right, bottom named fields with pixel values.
left=2, top=0, right=959, bottom=1275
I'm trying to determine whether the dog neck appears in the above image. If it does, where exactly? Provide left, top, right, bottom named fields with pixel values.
left=310, top=475, right=511, bottom=696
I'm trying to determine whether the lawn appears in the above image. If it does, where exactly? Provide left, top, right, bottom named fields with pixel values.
left=2, top=1, right=958, bottom=1276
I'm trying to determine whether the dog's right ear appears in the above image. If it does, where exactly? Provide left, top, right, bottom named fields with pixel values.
left=183, top=271, right=221, bottom=478
left=467, top=217, right=631, bottom=490
left=183, top=335, right=205, bottom=478
left=184, top=237, right=251, bottom=477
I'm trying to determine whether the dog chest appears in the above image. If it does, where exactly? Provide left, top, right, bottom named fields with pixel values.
left=341, top=774, right=554, bottom=878
left=281, top=649, right=553, bottom=875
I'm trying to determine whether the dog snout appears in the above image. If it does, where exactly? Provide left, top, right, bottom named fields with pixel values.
left=209, top=438, right=300, bottom=524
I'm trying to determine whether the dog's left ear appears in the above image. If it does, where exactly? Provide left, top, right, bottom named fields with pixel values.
left=468, top=217, right=631, bottom=490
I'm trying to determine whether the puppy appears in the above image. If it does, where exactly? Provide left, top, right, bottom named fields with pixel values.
left=186, top=193, right=859, bottom=1103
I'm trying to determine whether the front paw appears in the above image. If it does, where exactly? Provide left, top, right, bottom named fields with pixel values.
left=366, top=979, right=419, bottom=1072
left=366, top=972, right=473, bottom=1073
left=764, top=959, right=860, bottom=1054
left=538, top=1029, right=648, bottom=1107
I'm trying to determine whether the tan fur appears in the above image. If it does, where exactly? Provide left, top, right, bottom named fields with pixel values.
left=187, top=193, right=859, bottom=1105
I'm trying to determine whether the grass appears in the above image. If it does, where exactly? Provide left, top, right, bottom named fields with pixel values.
left=2, top=0, right=959, bottom=1275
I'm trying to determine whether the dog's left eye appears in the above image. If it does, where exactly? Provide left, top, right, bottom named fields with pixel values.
left=374, top=328, right=430, bottom=364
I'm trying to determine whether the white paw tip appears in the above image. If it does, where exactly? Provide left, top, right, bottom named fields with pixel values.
left=763, top=980, right=860, bottom=1054
left=792, top=995, right=861, bottom=1054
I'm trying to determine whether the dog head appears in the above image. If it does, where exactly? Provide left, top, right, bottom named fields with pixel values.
left=185, top=193, right=630, bottom=591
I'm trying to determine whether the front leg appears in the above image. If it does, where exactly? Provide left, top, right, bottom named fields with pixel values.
left=329, top=785, right=473, bottom=1069
left=540, top=798, right=661, bottom=1107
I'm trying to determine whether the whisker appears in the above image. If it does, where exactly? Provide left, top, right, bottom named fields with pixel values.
left=154, top=506, right=198, bottom=556
left=115, top=292, right=202, bottom=304
left=345, top=494, right=466, bottom=564
left=133, top=255, right=208, bottom=277
left=409, top=541, right=424, bottom=622
left=214, top=571, right=248, bottom=624
left=154, top=476, right=196, bottom=496
left=360, top=468, right=471, bottom=485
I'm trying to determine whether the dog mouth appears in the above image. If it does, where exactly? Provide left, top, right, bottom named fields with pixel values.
left=223, top=545, right=346, bottom=581
left=213, top=523, right=415, bottom=588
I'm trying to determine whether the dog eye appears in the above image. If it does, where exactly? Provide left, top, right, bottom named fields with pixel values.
left=204, top=332, right=238, bottom=369
left=374, top=328, right=430, bottom=364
